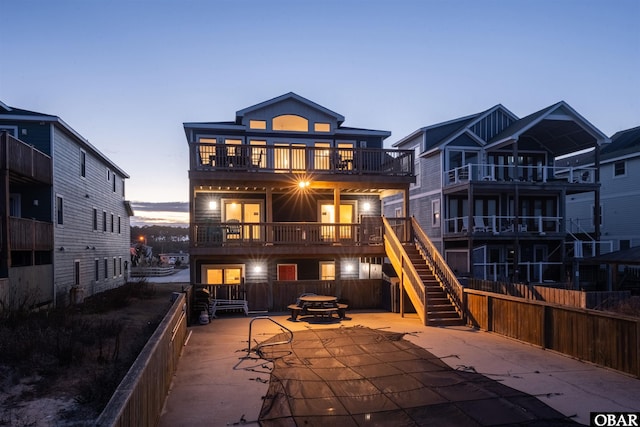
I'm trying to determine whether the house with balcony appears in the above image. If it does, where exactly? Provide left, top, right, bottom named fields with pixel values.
left=564, top=126, right=640, bottom=251
left=184, top=92, right=416, bottom=312
left=0, top=101, right=132, bottom=309
left=385, top=101, right=609, bottom=285
left=563, top=126, right=640, bottom=291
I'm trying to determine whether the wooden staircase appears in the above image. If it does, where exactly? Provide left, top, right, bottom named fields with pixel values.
left=403, top=244, right=465, bottom=327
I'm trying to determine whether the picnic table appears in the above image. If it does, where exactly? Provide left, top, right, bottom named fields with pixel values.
left=288, top=295, right=348, bottom=321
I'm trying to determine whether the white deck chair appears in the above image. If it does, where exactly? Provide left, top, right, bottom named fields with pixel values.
left=473, top=216, right=489, bottom=232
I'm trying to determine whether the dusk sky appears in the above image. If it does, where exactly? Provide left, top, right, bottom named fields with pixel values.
left=2, top=0, right=639, bottom=227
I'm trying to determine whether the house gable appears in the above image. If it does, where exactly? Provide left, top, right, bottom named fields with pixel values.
left=235, top=92, right=345, bottom=134
left=488, top=101, right=609, bottom=157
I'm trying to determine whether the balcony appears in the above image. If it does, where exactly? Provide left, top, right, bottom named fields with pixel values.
left=192, top=221, right=384, bottom=249
left=9, top=217, right=54, bottom=251
left=444, top=163, right=596, bottom=186
left=444, top=215, right=563, bottom=236
left=0, top=133, right=52, bottom=184
left=190, top=143, right=413, bottom=177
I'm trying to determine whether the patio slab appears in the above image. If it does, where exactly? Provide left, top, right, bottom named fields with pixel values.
left=158, top=311, right=640, bottom=426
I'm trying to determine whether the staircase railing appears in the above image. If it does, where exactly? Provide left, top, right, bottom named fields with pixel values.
left=382, top=217, right=427, bottom=325
left=411, top=217, right=465, bottom=317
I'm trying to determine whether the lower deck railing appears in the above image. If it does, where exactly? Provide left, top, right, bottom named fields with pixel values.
left=193, top=220, right=383, bottom=247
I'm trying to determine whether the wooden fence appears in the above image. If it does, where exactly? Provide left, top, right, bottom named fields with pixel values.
left=96, top=292, right=188, bottom=427
left=464, top=289, right=640, bottom=377
left=466, top=278, right=631, bottom=310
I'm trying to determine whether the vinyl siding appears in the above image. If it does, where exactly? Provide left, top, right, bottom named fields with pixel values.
left=566, top=155, right=640, bottom=250
left=52, top=128, right=130, bottom=304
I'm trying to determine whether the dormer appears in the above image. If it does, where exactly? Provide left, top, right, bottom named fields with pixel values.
left=235, top=92, right=345, bottom=135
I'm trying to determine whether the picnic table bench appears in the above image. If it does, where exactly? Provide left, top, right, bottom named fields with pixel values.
left=287, top=295, right=348, bottom=321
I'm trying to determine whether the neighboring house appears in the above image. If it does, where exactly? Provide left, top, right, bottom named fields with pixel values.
left=385, top=101, right=609, bottom=285
left=183, top=92, right=414, bottom=311
left=0, top=101, right=133, bottom=308
left=564, top=126, right=640, bottom=252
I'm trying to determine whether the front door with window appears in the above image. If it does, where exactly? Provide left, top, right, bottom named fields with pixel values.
left=224, top=200, right=263, bottom=241
left=320, top=202, right=354, bottom=241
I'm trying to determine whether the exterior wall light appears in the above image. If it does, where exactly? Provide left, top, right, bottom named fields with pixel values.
left=209, top=201, right=217, bottom=210
left=363, top=202, right=371, bottom=211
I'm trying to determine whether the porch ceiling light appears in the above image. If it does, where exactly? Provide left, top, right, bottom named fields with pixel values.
left=363, top=202, right=371, bottom=211
left=298, top=180, right=310, bottom=188
left=209, top=201, right=217, bottom=210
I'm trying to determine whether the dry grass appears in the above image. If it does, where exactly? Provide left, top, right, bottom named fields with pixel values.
left=0, top=280, right=184, bottom=426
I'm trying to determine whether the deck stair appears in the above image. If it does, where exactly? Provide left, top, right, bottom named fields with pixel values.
left=402, top=244, right=465, bottom=327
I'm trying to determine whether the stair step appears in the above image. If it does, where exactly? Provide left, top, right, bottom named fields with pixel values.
left=428, top=317, right=466, bottom=327
left=427, top=310, right=460, bottom=319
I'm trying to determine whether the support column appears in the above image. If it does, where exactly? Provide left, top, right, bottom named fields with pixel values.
left=403, top=186, right=410, bottom=241
left=334, top=187, right=341, bottom=242
left=266, top=187, right=273, bottom=243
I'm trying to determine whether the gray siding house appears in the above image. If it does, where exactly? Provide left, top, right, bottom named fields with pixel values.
left=564, top=126, right=640, bottom=251
left=385, top=102, right=609, bottom=285
left=0, top=101, right=133, bottom=308
left=184, top=92, right=414, bottom=311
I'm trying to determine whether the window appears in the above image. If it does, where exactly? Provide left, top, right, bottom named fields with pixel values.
left=119, top=257, right=123, bottom=276
left=93, top=208, right=98, bottom=231
left=56, top=196, right=64, bottom=225
left=249, top=120, right=266, bottom=129
left=272, top=114, right=308, bottom=132
left=9, top=193, right=21, bottom=217
left=104, top=258, right=108, bottom=279
left=110, top=214, right=114, bottom=232
left=103, top=211, right=107, bottom=232
left=118, top=216, right=121, bottom=234
left=411, top=145, right=421, bottom=189
left=320, top=262, right=335, bottom=280
left=592, top=204, right=603, bottom=227
left=204, top=265, right=243, bottom=284
left=620, top=240, right=631, bottom=251
left=113, top=258, right=117, bottom=278
left=614, top=161, right=626, bottom=177
left=0, top=126, right=17, bottom=136
left=112, top=175, right=117, bottom=192
left=74, top=260, right=80, bottom=286
left=122, top=179, right=125, bottom=197
left=80, top=150, right=86, bottom=178
left=432, top=199, right=441, bottom=227
left=95, top=259, right=99, bottom=281
left=106, top=168, right=111, bottom=182
left=314, top=123, right=330, bottom=132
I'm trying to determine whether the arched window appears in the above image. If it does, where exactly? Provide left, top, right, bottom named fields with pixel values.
left=272, top=114, right=308, bottom=132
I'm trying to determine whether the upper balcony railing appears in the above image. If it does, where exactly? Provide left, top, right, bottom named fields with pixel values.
left=190, top=143, right=414, bottom=177
left=444, top=163, right=596, bottom=186
left=0, top=132, right=52, bottom=184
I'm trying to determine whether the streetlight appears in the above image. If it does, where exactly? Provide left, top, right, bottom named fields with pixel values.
left=139, top=235, right=147, bottom=246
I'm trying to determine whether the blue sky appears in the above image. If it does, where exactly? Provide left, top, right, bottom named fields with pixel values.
left=2, top=0, right=639, bottom=225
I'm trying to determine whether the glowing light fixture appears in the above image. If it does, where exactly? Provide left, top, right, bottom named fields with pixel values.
left=363, top=202, right=371, bottom=211
left=298, top=180, right=310, bottom=188
left=209, top=201, right=217, bottom=210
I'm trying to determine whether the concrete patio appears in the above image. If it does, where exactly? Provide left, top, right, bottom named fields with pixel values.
left=157, top=310, right=640, bottom=426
